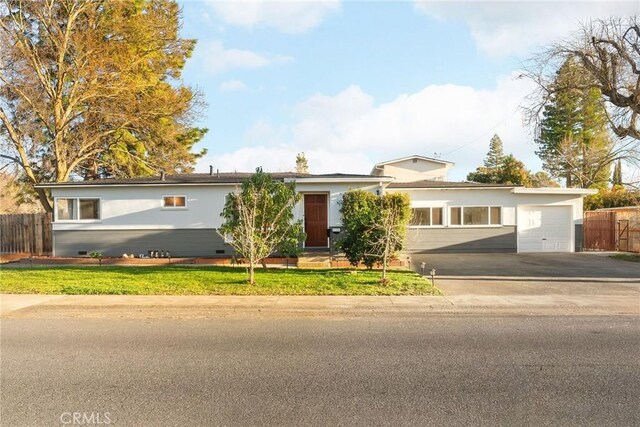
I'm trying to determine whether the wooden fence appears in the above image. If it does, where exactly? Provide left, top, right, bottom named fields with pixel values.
left=0, top=213, right=52, bottom=255
left=583, top=208, right=640, bottom=253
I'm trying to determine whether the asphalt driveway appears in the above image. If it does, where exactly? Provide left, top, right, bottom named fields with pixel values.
left=410, top=252, right=640, bottom=297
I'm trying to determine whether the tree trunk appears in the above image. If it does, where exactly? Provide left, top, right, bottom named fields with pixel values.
left=35, top=188, right=53, bottom=213
left=381, top=252, right=388, bottom=286
left=248, top=263, right=255, bottom=285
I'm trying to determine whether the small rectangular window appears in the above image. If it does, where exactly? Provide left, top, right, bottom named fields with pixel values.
left=490, top=207, right=502, bottom=225
left=56, top=198, right=100, bottom=221
left=79, top=199, right=100, bottom=220
left=432, top=207, right=443, bottom=226
left=163, top=196, right=186, bottom=208
left=57, top=198, right=76, bottom=220
left=450, top=207, right=461, bottom=225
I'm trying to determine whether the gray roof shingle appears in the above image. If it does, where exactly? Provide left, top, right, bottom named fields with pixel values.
left=37, top=172, right=382, bottom=187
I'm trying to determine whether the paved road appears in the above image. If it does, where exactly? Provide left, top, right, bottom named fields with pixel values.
left=2, top=315, right=639, bottom=426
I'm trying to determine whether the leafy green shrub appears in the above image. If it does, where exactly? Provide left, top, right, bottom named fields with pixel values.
left=338, top=190, right=411, bottom=272
left=584, top=186, right=640, bottom=210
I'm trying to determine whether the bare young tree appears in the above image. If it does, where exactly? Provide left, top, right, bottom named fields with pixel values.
left=364, top=194, right=411, bottom=285
left=218, top=170, right=304, bottom=285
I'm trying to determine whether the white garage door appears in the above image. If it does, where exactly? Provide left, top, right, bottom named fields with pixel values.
left=517, top=206, right=573, bottom=253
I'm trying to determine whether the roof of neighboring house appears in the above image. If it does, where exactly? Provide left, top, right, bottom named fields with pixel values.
left=373, top=154, right=455, bottom=168
left=387, top=180, right=517, bottom=189
left=36, top=172, right=390, bottom=188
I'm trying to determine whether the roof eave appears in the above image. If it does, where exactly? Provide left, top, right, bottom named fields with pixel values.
left=511, top=188, right=598, bottom=195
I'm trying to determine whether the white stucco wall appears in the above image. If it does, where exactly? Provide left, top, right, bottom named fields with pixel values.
left=50, top=181, right=382, bottom=231
left=374, top=159, right=452, bottom=182
left=387, top=188, right=585, bottom=227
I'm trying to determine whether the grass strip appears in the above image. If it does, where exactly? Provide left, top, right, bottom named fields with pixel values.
left=0, top=266, right=441, bottom=296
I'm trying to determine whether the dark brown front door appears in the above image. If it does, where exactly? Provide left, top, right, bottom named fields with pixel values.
left=304, top=194, right=328, bottom=247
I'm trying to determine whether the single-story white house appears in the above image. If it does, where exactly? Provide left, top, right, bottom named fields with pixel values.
left=37, top=155, right=596, bottom=257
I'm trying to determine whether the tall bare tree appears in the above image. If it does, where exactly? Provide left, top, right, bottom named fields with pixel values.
left=523, top=16, right=640, bottom=183
left=0, top=0, right=206, bottom=212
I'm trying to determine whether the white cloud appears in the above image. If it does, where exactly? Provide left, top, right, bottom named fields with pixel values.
left=414, top=1, right=639, bottom=57
left=198, top=76, right=543, bottom=180
left=219, top=80, right=248, bottom=92
left=209, top=0, right=341, bottom=33
left=196, top=41, right=293, bottom=74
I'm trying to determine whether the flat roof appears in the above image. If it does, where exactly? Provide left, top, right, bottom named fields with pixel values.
left=387, top=180, right=516, bottom=189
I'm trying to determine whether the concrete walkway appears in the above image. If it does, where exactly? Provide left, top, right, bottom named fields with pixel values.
left=1, top=293, right=638, bottom=318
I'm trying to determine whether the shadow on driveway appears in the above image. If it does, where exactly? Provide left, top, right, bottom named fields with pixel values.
left=410, top=252, right=640, bottom=280
left=409, top=252, right=640, bottom=297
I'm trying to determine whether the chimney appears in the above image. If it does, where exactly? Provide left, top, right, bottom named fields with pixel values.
left=216, top=169, right=220, bottom=178
left=209, top=165, right=213, bottom=175
left=160, top=171, right=165, bottom=181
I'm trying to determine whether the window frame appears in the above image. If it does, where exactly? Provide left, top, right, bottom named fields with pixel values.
left=408, top=206, right=445, bottom=228
left=54, top=197, right=102, bottom=222
left=162, top=195, right=188, bottom=210
left=448, top=206, right=503, bottom=227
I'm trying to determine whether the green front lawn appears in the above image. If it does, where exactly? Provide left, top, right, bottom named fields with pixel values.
left=0, top=266, right=440, bottom=296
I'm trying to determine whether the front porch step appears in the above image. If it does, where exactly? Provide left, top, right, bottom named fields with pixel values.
left=298, top=252, right=332, bottom=269
left=297, top=261, right=331, bottom=269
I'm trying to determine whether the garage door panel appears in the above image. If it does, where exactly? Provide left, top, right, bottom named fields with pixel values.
left=518, top=206, right=573, bottom=253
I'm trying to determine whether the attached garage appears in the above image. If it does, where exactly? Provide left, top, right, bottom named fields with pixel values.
left=517, top=205, right=573, bottom=253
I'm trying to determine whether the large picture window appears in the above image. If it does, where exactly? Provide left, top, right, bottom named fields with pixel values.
left=55, top=198, right=100, bottom=221
left=409, top=207, right=444, bottom=226
left=449, top=206, right=501, bottom=226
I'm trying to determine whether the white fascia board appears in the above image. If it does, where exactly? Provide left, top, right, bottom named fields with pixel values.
left=511, top=187, right=597, bottom=195
left=36, top=182, right=240, bottom=189
left=284, top=177, right=394, bottom=184
left=391, top=186, right=514, bottom=191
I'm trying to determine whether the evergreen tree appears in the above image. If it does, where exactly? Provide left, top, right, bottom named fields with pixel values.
left=295, top=152, right=309, bottom=174
left=484, top=134, right=505, bottom=170
left=612, top=160, right=623, bottom=186
left=536, top=57, right=612, bottom=188
left=530, top=171, right=560, bottom=188
left=467, top=136, right=530, bottom=186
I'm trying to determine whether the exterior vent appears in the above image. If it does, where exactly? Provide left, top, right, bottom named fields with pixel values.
left=215, top=249, right=225, bottom=254
left=78, top=251, right=87, bottom=256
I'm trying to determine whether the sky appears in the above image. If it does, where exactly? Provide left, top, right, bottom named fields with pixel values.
left=178, top=0, right=639, bottom=182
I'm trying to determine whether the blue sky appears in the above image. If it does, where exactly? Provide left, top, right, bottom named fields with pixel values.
left=178, top=1, right=638, bottom=182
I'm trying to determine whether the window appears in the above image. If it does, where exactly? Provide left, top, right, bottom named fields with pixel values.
left=490, top=207, right=501, bottom=225
left=55, top=198, right=100, bottom=221
left=79, top=199, right=100, bottom=220
left=464, top=207, right=489, bottom=225
left=163, top=196, right=186, bottom=208
left=56, top=198, right=76, bottom=221
left=450, top=207, right=461, bottom=225
left=409, top=207, right=443, bottom=226
left=449, top=206, right=502, bottom=226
